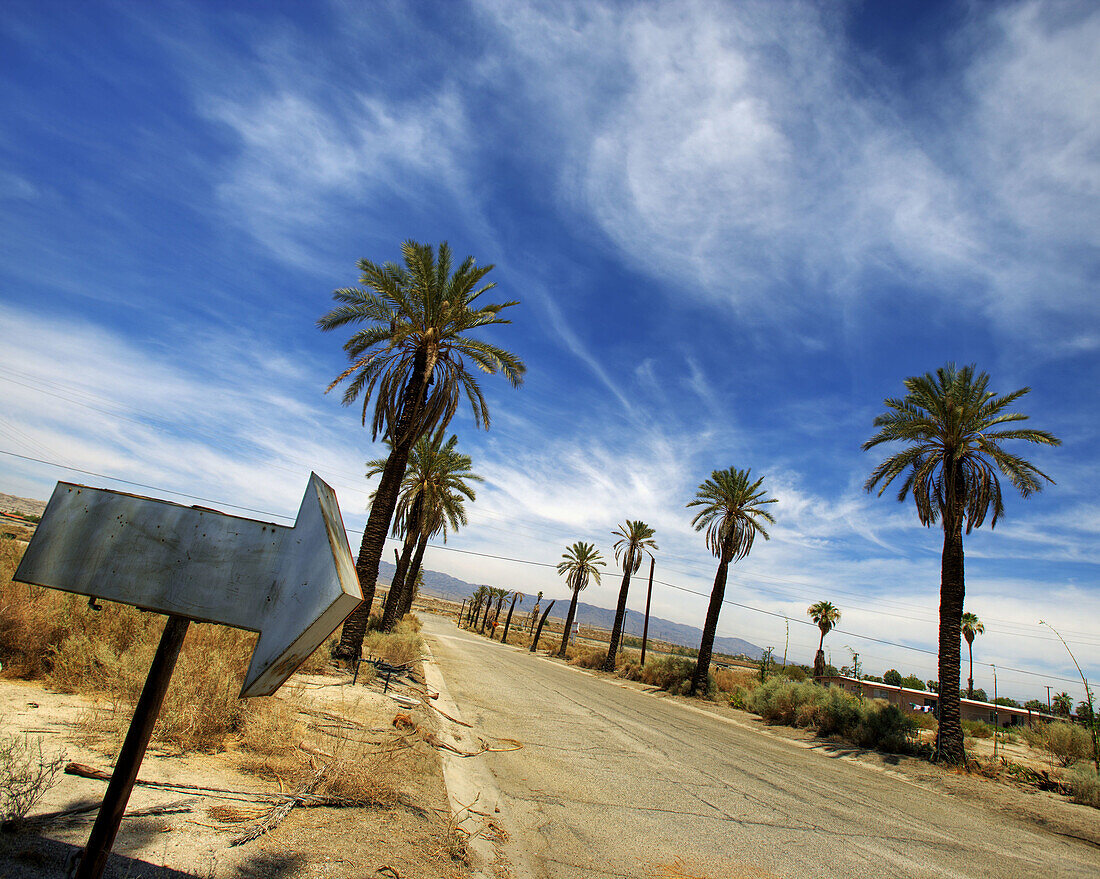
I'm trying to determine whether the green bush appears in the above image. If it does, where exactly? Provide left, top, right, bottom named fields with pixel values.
left=963, top=720, right=994, bottom=739
left=747, top=679, right=918, bottom=754
left=854, top=704, right=918, bottom=753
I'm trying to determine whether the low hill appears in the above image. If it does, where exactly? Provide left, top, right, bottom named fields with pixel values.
left=380, top=559, right=763, bottom=660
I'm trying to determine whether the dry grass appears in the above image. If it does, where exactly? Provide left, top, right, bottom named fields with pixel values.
left=568, top=645, right=609, bottom=669
left=362, top=619, right=424, bottom=666
left=0, top=539, right=321, bottom=754
left=1024, top=721, right=1092, bottom=767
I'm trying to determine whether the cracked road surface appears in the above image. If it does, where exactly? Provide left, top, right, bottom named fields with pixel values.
left=421, top=614, right=1098, bottom=879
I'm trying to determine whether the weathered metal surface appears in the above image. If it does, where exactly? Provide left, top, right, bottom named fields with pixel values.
left=14, top=473, right=361, bottom=697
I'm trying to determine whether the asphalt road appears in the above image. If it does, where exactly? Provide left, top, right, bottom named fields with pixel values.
left=421, top=613, right=1098, bottom=879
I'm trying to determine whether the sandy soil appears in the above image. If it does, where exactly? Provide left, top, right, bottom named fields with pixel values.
left=0, top=666, right=473, bottom=879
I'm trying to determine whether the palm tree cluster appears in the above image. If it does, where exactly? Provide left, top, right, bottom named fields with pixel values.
left=319, top=240, right=524, bottom=653
left=371, top=430, right=481, bottom=632
left=320, top=245, right=1059, bottom=768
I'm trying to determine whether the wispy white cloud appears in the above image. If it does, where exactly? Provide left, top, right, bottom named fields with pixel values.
left=475, top=0, right=1098, bottom=341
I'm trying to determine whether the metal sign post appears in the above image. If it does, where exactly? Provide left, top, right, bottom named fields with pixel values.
left=14, top=474, right=361, bottom=879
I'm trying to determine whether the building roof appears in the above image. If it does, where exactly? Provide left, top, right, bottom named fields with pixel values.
left=819, top=675, right=1060, bottom=721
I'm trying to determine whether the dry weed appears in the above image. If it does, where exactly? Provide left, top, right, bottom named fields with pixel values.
left=0, top=725, right=66, bottom=823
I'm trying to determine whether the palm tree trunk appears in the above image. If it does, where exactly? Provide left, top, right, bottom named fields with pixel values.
left=967, top=640, right=974, bottom=700
left=691, top=555, right=730, bottom=696
left=604, top=562, right=633, bottom=672
left=492, top=596, right=506, bottom=634
left=936, top=511, right=966, bottom=764
left=530, top=600, right=555, bottom=652
left=381, top=524, right=418, bottom=632
left=814, top=629, right=826, bottom=679
left=502, top=594, right=520, bottom=644
left=396, top=533, right=428, bottom=620
left=334, top=351, right=428, bottom=660
left=558, top=587, right=581, bottom=657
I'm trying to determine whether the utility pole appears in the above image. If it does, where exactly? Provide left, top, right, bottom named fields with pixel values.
left=993, top=664, right=999, bottom=761
left=640, top=557, right=655, bottom=666
left=782, top=619, right=789, bottom=669
left=1046, top=685, right=1053, bottom=711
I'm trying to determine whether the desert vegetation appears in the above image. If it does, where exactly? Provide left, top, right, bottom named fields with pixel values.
left=319, top=239, right=525, bottom=660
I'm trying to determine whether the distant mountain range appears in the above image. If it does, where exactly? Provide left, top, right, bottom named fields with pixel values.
left=379, top=560, right=764, bottom=660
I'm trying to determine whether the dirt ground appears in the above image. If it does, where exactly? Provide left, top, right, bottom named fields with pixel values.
left=0, top=664, right=475, bottom=879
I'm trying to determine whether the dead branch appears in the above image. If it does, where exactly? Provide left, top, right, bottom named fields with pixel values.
left=230, top=764, right=325, bottom=846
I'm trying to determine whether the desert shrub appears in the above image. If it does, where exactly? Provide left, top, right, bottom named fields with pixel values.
left=750, top=679, right=823, bottom=725
left=713, top=665, right=757, bottom=694
left=0, top=726, right=66, bottom=823
left=782, top=665, right=809, bottom=683
left=748, top=680, right=918, bottom=754
left=795, top=687, right=863, bottom=738
left=619, top=656, right=705, bottom=696
left=853, top=703, right=918, bottom=753
left=1032, top=722, right=1092, bottom=767
left=727, top=685, right=752, bottom=710
left=1065, top=766, right=1100, bottom=808
left=569, top=646, right=607, bottom=669
left=963, top=720, right=994, bottom=739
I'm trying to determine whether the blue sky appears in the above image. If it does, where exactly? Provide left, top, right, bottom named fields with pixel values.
left=2, top=0, right=1098, bottom=704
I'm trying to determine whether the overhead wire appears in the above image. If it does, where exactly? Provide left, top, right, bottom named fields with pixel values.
left=4, top=367, right=1094, bottom=642
left=1, top=447, right=1095, bottom=686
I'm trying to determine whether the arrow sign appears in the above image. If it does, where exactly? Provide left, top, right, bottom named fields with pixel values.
left=14, top=473, right=362, bottom=697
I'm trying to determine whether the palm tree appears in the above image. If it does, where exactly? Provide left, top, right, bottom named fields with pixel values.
left=961, top=612, right=985, bottom=700
left=529, top=590, right=544, bottom=633
left=863, top=363, right=1059, bottom=763
left=375, top=431, right=481, bottom=631
left=603, top=520, right=657, bottom=672
left=501, top=591, right=524, bottom=644
left=319, top=240, right=524, bottom=659
left=556, top=542, right=605, bottom=657
left=807, top=601, right=841, bottom=679
left=687, top=468, right=777, bottom=696
left=467, top=586, right=488, bottom=628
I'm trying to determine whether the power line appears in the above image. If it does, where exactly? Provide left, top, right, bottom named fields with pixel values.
left=5, top=368, right=1094, bottom=642
left=2, top=447, right=1090, bottom=687
left=0, top=449, right=294, bottom=519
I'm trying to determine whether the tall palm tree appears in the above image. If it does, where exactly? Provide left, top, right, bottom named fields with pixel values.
left=863, top=363, right=1059, bottom=763
left=501, top=591, right=524, bottom=643
left=807, top=601, right=841, bottom=679
left=687, top=468, right=777, bottom=696
left=319, top=240, right=524, bottom=659
left=556, top=542, right=605, bottom=657
left=603, top=520, right=658, bottom=672
left=376, top=431, right=481, bottom=631
left=529, top=590, right=544, bottom=633
left=961, top=612, right=985, bottom=700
